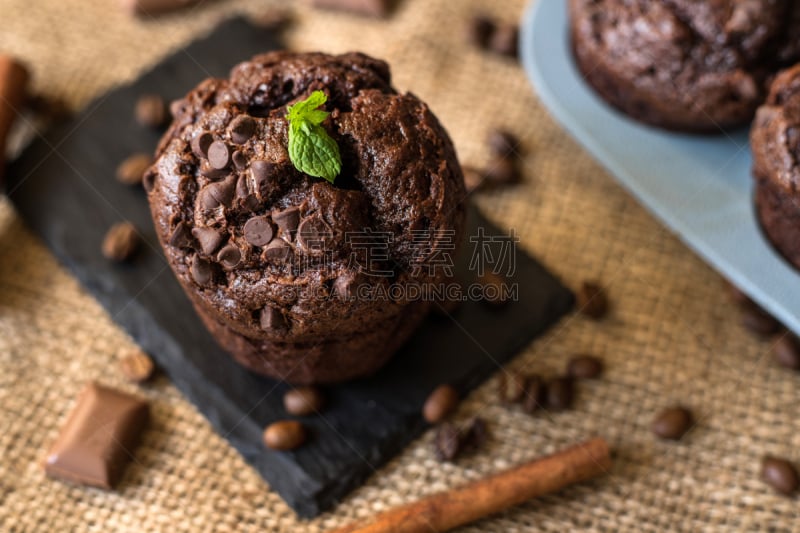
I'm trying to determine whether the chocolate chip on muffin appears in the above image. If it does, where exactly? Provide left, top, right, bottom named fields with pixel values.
left=145, top=52, right=466, bottom=383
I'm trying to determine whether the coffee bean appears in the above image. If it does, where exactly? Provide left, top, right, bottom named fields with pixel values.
left=576, top=281, right=608, bottom=319
left=521, top=374, right=545, bottom=413
left=191, top=227, right=223, bottom=255
left=478, top=271, right=509, bottom=307
left=423, top=384, right=459, bottom=424
left=135, top=93, right=168, bottom=129
left=434, top=422, right=461, bottom=462
left=190, top=255, right=214, bottom=286
left=115, top=153, right=153, bottom=186
left=102, top=222, right=140, bottom=262
left=466, top=14, right=495, bottom=49
left=191, top=131, right=214, bottom=158
left=487, top=129, right=520, bottom=157
left=761, top=456, right=800, bottom=495
left=260, top=305, right=288, bottom=331
left=498, top=371, right=526, bottom=404
left=207, top=141, right=231, bottom=170
left=297, top=215, right=333, bottom=255
left=567, top=355, right=604, bottom=379
left=244, top=216, right=274, bottom=247
left=283, top=386, right=324, bottom=416
left=232, top=150, right=248, bottom=170
left=545, top=376, right=574, bottom=411
left=483, top=157, right=521, bottom=185
left=168, top=221, right=193, bottom=249
left=652, top=406, right=693, bottom=440
left=463, top=417, right=489, bottom=449
left=741, top=304, right=781, bottom=337
left=263, top=420, right=306, bottom=451
left=272, top=206, right=301, bottom=236
left=216, top=244, right=242, bottom=269
left=489, top=23, right=519, bottom=58
left=119, top=349, right=155, bottom=383
left=229, top=115, right=256, bottom=144
left=263, top=239, right=292, bottom=262
left=773, top=334, right=800, bottom=370
left=462, top=165, right=485, bottom=194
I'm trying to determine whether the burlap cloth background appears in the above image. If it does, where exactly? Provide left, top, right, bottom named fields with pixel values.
left=1, top=0, right=798, bottom=531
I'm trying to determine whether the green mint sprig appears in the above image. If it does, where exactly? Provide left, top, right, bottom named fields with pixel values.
left=286, top=90, right=341, bottom=183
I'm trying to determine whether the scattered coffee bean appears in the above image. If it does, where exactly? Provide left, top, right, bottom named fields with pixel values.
left=489, top=23, right=519, bottom=58
left=483, top=157, right=521, bottom=185
left=191, top=227, right=223, bottom=255
left=272, top=206, right=301, bottom=236
left=466, top=14, right=496, bottom=49
left=102, top=222, right=140, bottom=262
left=260, top=306, right=288, bottom=331
left=191, top=131, right=214, bottom=159
left=521, top=374, right=545, bottom=414
left=773, top=334, right=800, bottom=370
left=463, top=417, right=489, bottom=449
left=190, top=255, right=214, bottom=287
left=284, top=386, right=325, bottom=416
left=545, top=376, right=574, bottom=411
left=462, top=165, right=485, bottom=194
left=207, top=140, right=232, bottom=170
left=263, top=420, right=306, bottom=451
left=297, top=215, right=332, bottom=255
left=478, top=270, right=510, bottom=307
left=498, top=371, right=526, bottom=404
left=263, top=239, right=292, bottom=262
left=433, top=417, right=488, bottom=462
left=576, top=281, right=608, bottom=319
left=567, top=355, right=604, bottom=379
left=652, top=406, right=693, bottom=440
left=217, top=244, right=242, bottom=270
left=244, top=216, right=274, bottom=247
left=761, top=456, right=800, bottom=495
left=135, top=93, right=168, bottom=129
left=229, top=115, right=256, bottom=144
left=487, top=129, right=520, bottom=157
left=741, top=303, right=781, bottom=337
left=423, top=384, right=459, bottom=424
left=119, top=349, right=155, bottom=383
left=115, top=153, right=153, bottom=186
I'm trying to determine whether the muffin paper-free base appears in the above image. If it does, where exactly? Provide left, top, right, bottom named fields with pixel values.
left=6, top=17, right=574, bottom=517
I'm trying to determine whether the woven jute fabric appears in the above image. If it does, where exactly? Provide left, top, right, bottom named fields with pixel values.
left=1, top=0, right=798, bottom=531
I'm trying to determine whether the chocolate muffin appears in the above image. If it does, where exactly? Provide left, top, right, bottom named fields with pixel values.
left=751, top=64, right=800, bottom=271
left=145, top=51, right=466, bottom=384
left=569, top=0, right=791, bottom=132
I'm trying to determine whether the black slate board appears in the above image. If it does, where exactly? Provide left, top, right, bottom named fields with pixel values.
left=5, top=18, right=574, bottom=518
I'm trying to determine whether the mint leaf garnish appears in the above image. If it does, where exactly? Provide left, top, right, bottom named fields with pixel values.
left=286, top=91, right=341, bottom=183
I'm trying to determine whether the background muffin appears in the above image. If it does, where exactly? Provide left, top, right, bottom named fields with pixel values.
left=145, top=51, right=466, bottom=383
left=569, top=0, right=795, bottom=132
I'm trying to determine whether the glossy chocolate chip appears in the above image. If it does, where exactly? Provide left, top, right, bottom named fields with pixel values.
left=207, top=141, right=231, bottom=170
left=199, top=162, right=229, bottom=179
left=168, top=222, right=193, bottom=249
left=251, top=160, right=276, bottom=194
left=190, top=131, right=213, bottom=158
left=761, top=456, right=800, bottom=495
left=272, top=206, right=300, bottom=236
left=217, top=244, right=241, bottom=270
left=232, top=150, right=248, bottom=170
left=652, top=406, right=693, bottom=440
left=198, top=175, right=236, bottom=210
left=229, top=115, right=256, bottom=144
left=191, top=227, right=223, bottom=255
left=260, top=306, right=287, bottom=331
left=297, top=215, right=333, bottom=254
left=263, top=239, right=292, bottom=262
left=243, top=216, right=274, bottom=247
left=190, top=255, right=214, bottom=287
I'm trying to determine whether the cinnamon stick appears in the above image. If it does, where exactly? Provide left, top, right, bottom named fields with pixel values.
left=0, top=55, right=29, bottom=184
left=330, top=437, right=611, bottom=533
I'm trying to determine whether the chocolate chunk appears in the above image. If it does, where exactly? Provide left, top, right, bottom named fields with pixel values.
left=260, top=305, right=288, bottom=331
left=477, top=271, right=509, bottom=307
left=310, top=0, right=391, bottom=18
left=168, top=221, right=193, bottom=248
left=134, top=93, right=168, bottom=129
left=761, top=456, right=800, bottom=495
left=422, top=384, right=459, bottom=424
left=263, top=239, right=292, bottom=262
left=566, top=354, right=604, bottom=379
left=773, top=334, right=800, bottom=370
left=297, top=215, right=333, bottom=254
left=263, top=420, right=307, bottom=451
left=119, top=349, right=155, bottom=383
left=198, top=175, right=236, bottom=210
left=102, top=222, right=140, bottom=262
left=115, top=153, right=153, bottom=186
left=217, top=243, right=242, bottom=269
left=251, top=160, right=276, bottom=194
left=44, top=382, right=149, bottom=489
left=190, top=255, right=214, bottom=287
left=232, top=150, right=248, bottom=170
left=244, top=216, right=274, bottom=247
left=466, top=14, right=496, bottom=49
left=487, top=129, right=520, bottom=157
left=545, top=376, right=574, bottom=411
left=489, top=23, right=518, bottom=58
left=272, top=206, right=300, bottom=236
left=497, top=371, right=526, bottom=404
left=521, top=374, right=545, bottom=413
left=484, top=157, right=521, bottom=185
left=652, top=406, right=693, bottom=440
left=741, top=304, right=781, bottom=337
left=283, top=386, right=325, bottom=416
left=207, top=140, right=232, bottom=170
left=190, top=131, right=213, bottom=159
left=191, top=227, right=223, bottom=255
left=229, top=115, right=256, bottom=144
left=576, top=281, right=608, bottom=319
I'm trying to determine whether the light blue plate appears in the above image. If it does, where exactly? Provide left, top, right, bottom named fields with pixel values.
left=521, top=0, right=800, bottom=335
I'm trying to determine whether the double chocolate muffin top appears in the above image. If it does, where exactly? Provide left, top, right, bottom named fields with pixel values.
left=145, top=52, right=465, bottom=342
